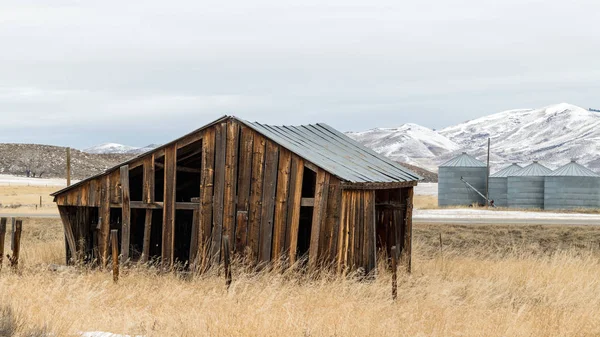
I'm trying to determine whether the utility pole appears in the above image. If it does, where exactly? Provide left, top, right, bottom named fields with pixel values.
left=66, top=147, right=71, bottom=187
left=486, top=138, right=490, bottom=206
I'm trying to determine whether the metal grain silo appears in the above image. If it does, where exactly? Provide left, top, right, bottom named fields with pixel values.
left=507, top=161, right=553, bottom=209
left=488, top=163, right=522, bottom=207
left=438, top=152, right=488, bottom=206
left=544, top=161, right=600, bottom=210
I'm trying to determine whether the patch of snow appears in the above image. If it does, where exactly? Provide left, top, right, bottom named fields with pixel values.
left=0, top=174, right=76, bottom=186
left=350, top=103, right=600, bottom=173
left=415, top=183, right=437, bottom=196
left=84, top=143, right=138, bottom=154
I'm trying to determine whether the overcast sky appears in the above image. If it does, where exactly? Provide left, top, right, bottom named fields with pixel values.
left=1, top=0, right=599, bottom=149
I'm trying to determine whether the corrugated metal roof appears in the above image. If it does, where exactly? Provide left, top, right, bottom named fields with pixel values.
left=52, top=116, right=421, bottom=196
left=239, top=119, right=422, bottom=183
left=509, top=162, right=553, bottom=177
left=548, top=161, right=600, bottom=177
left=439, top=152, right=487, bottom=168
left=490, top=163, right=522, bottom=177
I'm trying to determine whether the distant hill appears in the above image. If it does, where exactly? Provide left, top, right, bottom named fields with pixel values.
left=349, top=103, right=600, bottom=172
left=84, top=143, right=160, bottom=155
left=0, top=144, right=133, bottom=180
left=398, top=162, right=437, bottom=183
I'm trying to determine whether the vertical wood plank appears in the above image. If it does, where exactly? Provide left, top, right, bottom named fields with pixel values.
left=189, top=207, right=200, bottom=264
left=223, top=120, right=240, bottom=245
left=120, top=165, right=131, bottom=261
left=58, top=207, right=78, bottom=264
left=286, top=156, right=304, bottom=264
left=309, top=169, right=329, bottom=268
left=325, top=178, right=342, bottom=264
left=248, top=134, right=266, bottom=262
left=0, top=218, right=5, bottom=271
left=403, top=187, right=414, bottom=273
left=211, top=122, right=227, bottom=263
left=363, top=191, right=375, bottom=272
left=88, top=180, right=98, bottom=207
left=100, top=175, right=110, bottom=268
left=111, top=229, right=119, bottom=283
left=259, top=141, right=279, bottom=263
left=143, top=155, right=155, bottom=203
left=141, top=209, right=152, bottom=263
left=347, top=191, right=356, bottom=270
left=355, top=191, right=364, bottom=269
left=272, top=149, right=291, bottom=261
left=162, top=144, right=177, bottom=269
left=235, top=128, right=254, bottom=252
left=199, top=128, right=216, bottom=261
left=141, top=155, right=155, bottom=264
left=336, top=194, right=349, bottom=272
left=368, top=191, right=378, bottom=272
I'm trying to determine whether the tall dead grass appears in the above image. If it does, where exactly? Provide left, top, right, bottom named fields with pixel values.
left=2, top=218, right=600, bottom=336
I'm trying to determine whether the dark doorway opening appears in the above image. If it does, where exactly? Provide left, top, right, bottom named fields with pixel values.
left=148, top=209, right=163, bottom=263
left=296, top=206, right=314, bottom=262
left=174, top=210, right=194, bottom=267
left=176, top=140, right=202, bottom=202
left=302, top=167, right=317, bottom=198
left=109, top=207, right=122, bottom=254
left=155, top=155, right=165, bottom=202
left=129, top=165, right=144, bottom=201
left=129, top=208, right=146, bottom=260
left=375, top=189, right=406, bottom=261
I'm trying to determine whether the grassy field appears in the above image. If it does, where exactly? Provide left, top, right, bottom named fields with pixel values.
left=2, top=217, right=600, bottom=336
left=0, top=185, right=59, bottom=215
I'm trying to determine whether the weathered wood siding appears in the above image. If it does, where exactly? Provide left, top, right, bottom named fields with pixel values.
left=53, top=117, right=413, bottom=272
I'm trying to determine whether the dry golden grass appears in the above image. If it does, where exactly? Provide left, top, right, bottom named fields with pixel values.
left=413, top=194, right=438, bottom=209
left=2, top=218, right=600, bottom=336
left=0, top=185, right=59, bottom=215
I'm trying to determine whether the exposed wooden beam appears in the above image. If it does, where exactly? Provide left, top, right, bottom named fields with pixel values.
left=286, top=156, right=304, bottom=265
left=340, top=181, right=418, bottom=190
left=120, top=165, right=131, bottom=261
left=155, top=162, right=201, bottom=173
left=304, top=161, right=319, bottom=173
left=309, top=169, right=329, bottom=268
left=162, top=145, right=177, bottom=269
left=300, top=198, right=315, bottom=207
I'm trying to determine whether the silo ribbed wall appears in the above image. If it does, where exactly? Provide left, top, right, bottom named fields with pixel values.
left=507, top=176, right=545, bottom=209
left=438, top=167, right=487, bottom=206
left=544, top=176, right=600, bottom=210
left=488, top=177, right=508, bottom=207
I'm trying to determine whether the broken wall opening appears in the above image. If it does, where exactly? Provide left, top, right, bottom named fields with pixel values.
left=296, top=206, right=313, bottom=262
left=148, top=209, right=163, bottom=262
left=176, top=140, right=202, bottom=203
left=174, top=209, right=194, bottom=266
left=154, top=155, right=165, bottom=202
left=129, top=165, right=144, bottom=201
left=375, top=189, right=406, bottom=261
left=129, top=208, right=146, bottom=260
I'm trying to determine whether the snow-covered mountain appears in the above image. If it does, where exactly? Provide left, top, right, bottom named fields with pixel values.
left=349, top=103, right=600, bottom=172
left=84, top=143, right=159, bottom=155
left=347, top=123, right=459, bottom=170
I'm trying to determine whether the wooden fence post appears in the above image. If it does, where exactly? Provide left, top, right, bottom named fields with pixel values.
left=111, top=230, right=119, bottom=283
left=391, top=246, right=398, bottom=301
left=0, top=218, right=6, bottom=272
left=223, top=235, right=232, bottom=289
left=10, top=220, right=22, bottom=270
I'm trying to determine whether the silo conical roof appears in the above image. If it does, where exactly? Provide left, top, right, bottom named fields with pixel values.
left=509, top=161, right=553, bottom=176
left=490, top=163, right=522, bottom=177
left=439, top=152, right=486, bottom=167
left=548, top=161, right=600, bottom=177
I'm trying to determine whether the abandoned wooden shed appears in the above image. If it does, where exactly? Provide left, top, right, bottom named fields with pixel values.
left=52, top=116, right=421, bottom=273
